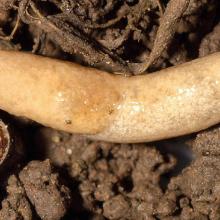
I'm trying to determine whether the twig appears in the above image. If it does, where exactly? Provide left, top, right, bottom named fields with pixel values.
left=0, top=14, right=20, bottom=41
left=156, top=0, right=164, bottom=15
left=139, top=0, right=190, bottom=73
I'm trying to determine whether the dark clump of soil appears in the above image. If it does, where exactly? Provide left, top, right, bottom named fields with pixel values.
left=1, top=0, right=220, bottom=219
left=3, top=126, right=220, bottom=220
left=0, top=160, right=71, bottom=220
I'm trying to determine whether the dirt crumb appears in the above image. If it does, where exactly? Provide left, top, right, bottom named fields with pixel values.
left=161, top=125, right=220, bottom=220
left=192, top=126, right=220, bottom=156
left=0, top=175, right=32, bottom=220
left=199, top=22, right=220, bottom=57
left=19, top=160, right=71, bottom=220
left=103, top=195, right=130, bottom=219
left=35, top=128, right=176, bottom=219
left=0, top=0, right=16, bottom=10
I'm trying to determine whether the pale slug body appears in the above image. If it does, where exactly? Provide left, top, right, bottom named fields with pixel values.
left=0, top=51, right=219, bottom=143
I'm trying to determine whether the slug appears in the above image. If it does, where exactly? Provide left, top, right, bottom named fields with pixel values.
left=0, top=50, right=219, bottom=143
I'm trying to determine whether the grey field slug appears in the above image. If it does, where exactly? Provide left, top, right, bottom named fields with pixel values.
left=0, top=50, right=220, bottom=143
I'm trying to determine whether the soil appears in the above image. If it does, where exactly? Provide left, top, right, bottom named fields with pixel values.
left=1, top=0, right=220, bottom=219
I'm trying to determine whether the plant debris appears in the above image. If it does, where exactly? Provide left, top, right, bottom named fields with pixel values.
left=138, top=0, right=190, bottom=72
left=0, top=0, right=200, bottom=74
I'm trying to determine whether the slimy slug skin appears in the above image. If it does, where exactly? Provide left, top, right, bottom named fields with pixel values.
left=92, top=55, right=220, bottom=142
left=0, top=50, right=220, bottom=143
left=0, top=51, right=122, bottom=134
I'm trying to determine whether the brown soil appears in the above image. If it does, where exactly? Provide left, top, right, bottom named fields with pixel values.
left=1, top=0, right=220, bottom=219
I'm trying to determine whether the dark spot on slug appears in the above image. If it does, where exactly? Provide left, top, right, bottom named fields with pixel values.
left=108, top=108, right=114, bottom=115
left=65, top=119, right=72, bottom=125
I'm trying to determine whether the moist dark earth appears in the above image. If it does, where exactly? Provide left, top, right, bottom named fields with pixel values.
left=1, top=0, right=220, bottom=219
